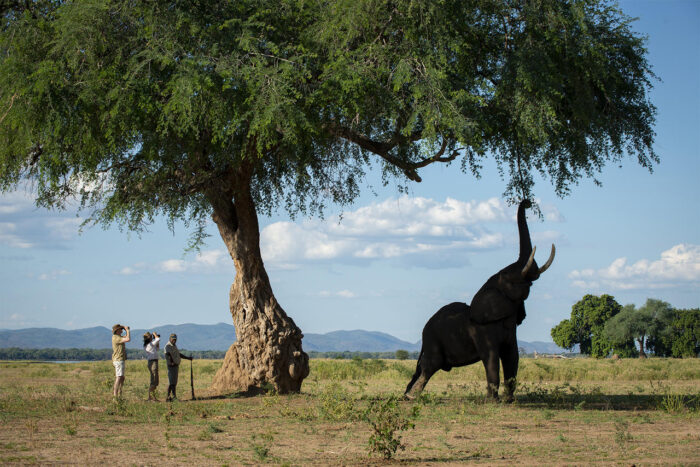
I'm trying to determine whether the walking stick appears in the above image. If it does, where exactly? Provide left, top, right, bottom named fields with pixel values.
left=190, top=357, right=195, bottom=401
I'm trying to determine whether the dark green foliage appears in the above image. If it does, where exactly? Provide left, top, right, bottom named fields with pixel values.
left=647, top=308, right=700, bottom=358
left=553, top=296, right=698, bottom=359
left=604, top=299, right=674, bottom=357
left=363, top=395, right=420, bottom=459
left=395, top=349, right=409, bottom=360
left=1, top=0, right=657, bottom=237
left=551, top=294, right=622, bottom=357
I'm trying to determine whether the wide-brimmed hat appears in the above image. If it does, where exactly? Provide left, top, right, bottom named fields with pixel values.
left=169, top=333, right=177, bottom=339
left=112, top=324, right=125, bottom=334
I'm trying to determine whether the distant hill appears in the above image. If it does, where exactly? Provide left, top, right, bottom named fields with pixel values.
left=0, top=324, right=567, bottom=354
left=302, top=330, right=422, bottom=352
left=0, top=324, right=237, bottom=351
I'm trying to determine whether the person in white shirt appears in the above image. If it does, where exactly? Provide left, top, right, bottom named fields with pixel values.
left=143, top=332, right=161, bottom=401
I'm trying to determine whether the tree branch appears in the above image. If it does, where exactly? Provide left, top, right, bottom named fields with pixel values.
left=0, top=92, right=18, bottom=125
left=326, top=123, right=460, bottom=182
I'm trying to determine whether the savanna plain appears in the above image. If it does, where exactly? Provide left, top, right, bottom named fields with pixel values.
left=1, top=357, right=699, bottom=465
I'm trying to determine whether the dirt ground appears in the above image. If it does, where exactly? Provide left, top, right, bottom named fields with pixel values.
left=1, top=359, right=698, bottom=465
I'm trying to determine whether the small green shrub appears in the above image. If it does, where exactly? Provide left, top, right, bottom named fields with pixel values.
left=63, top=417, right=77, bottom=436
left=614, top=419, right=633, bottom=445
left=251, top=432, right=274, bottom=461
left=363, top=395, right=420, bottom=459
left=316, top=383, right=357, bottom=421
left=197, top=423, right=223, bottom=441
left=659, top=393, right=686, bottom=414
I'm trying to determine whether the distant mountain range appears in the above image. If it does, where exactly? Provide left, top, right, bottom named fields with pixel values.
left=0, top=323, right=567, bottom=354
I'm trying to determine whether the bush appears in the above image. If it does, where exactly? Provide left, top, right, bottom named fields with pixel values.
left=363, top=396, right=420, bottom=459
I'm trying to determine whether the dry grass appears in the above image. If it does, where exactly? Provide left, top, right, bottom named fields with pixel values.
left=0, top=357, right=698, bottom=465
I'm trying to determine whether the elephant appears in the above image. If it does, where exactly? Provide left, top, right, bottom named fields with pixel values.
left=405, top=199, right=555, bottom=402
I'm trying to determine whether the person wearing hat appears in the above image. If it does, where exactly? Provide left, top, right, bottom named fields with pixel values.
left=111, top=324, right=131, bottom=398
left=163, top=333, right=192, bottom=401
left=143, top=331, right=161, bottom=401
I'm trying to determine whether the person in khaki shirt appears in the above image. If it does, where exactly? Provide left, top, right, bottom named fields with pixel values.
left=164, top=333, right=192, bottom=401
left=111, top=324, right=130, bottom=398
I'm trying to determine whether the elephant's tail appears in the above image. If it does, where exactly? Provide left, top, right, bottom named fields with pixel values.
left=404, top=348, right=424, bottom=395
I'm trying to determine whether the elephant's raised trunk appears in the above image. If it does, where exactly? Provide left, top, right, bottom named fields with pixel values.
left=517, top=199, right=533, bottom=262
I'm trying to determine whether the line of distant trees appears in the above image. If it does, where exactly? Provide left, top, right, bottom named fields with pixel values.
left=551, top=295, right=700, bottom=358
left=308, top=350, right=420, bottom=360
left=0, top=348, right=422, bottom=361
left=0, top=348, right=227, bottom=361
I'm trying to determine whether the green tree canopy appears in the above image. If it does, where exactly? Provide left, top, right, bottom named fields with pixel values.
left=1, top=0, right=658, bottom=392
left=604, top=299, right=675, bottom=358
left=551, top=294, right=622, bottom=357
left=647, top=307, right=700, bottom=358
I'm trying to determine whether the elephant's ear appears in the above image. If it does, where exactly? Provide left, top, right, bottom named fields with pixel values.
left=469, top=291, right=518, bottom=324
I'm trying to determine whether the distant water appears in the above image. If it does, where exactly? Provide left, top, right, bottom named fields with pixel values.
left=45, top=360, right=85, bottom=364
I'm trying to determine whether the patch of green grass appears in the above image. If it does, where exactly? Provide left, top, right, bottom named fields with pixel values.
left=316, top=382, right=358, bottom=421
left=614, top=419, right=633, bottom=445
left=250, top=431, right=274, bottom=462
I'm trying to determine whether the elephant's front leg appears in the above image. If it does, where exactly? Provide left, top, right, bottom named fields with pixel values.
left=481, top=349, right=501, bottom=401
left=501, top=343, right=519, bottom=403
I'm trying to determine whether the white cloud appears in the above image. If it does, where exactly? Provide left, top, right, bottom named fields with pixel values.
left=326, top=196, right=511, bottom=238
left=570, top=244, right=700, bottom=290
left=118, top=266, right=140, bottom=276
left=195, top=249, right=227, bottom=267
left=0, top=222, right=33, bottom=248
left=259, top=196, right=555, bottom=269
left=118, top=249, right=229, bottom=275
left=113, top=196, right=560, bottom=274
left=0, top=205, right=21, bottom=214
left=337, top=289, right=356, bottom=299
left=318, top=289, right=357, bottom=299
left=0, top=187, right=82, bottom=249
left=37, top=269, right=71, bottom=281
left=159, top=259, right=187, bottom=273
left=44, top=217, right=82, bottom=240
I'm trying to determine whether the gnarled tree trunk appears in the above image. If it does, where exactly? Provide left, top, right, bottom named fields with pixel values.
left=207, top=168, right=309, bottom=394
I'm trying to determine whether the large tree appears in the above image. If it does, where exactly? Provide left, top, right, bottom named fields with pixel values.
left=1, top=1, right=657, bottom=393
left=647, top=307, right=700, bottom=358
left=604, top=299, right=674, bottom=358
left=551, top=294, right=622, bottom=358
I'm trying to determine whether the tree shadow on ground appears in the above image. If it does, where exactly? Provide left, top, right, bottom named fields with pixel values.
left=194, top=386, right=274, bottom=400
left=513, top=392, right=699, bottom=411
left=407, top=390, right=699, bottom=412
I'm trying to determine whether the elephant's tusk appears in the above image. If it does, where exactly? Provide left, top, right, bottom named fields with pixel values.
left=538, top=244, right=556, bottom=274
left=521, top=246, right=537, bottom=277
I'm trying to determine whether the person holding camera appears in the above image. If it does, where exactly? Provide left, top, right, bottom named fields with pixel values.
left=164, top=333, right=193, bottom=402
left=111, top=324, right=131, bottom=398
left=143, top=331, right=161, bottom=401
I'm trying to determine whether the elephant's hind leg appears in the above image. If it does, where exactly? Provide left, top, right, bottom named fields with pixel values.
left=405, top=362, right=422, bottom=396
left=405, top=358, right=438, bottom=400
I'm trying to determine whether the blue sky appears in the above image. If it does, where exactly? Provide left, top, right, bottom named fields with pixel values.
left=1, top=0, right=698, bottom=344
